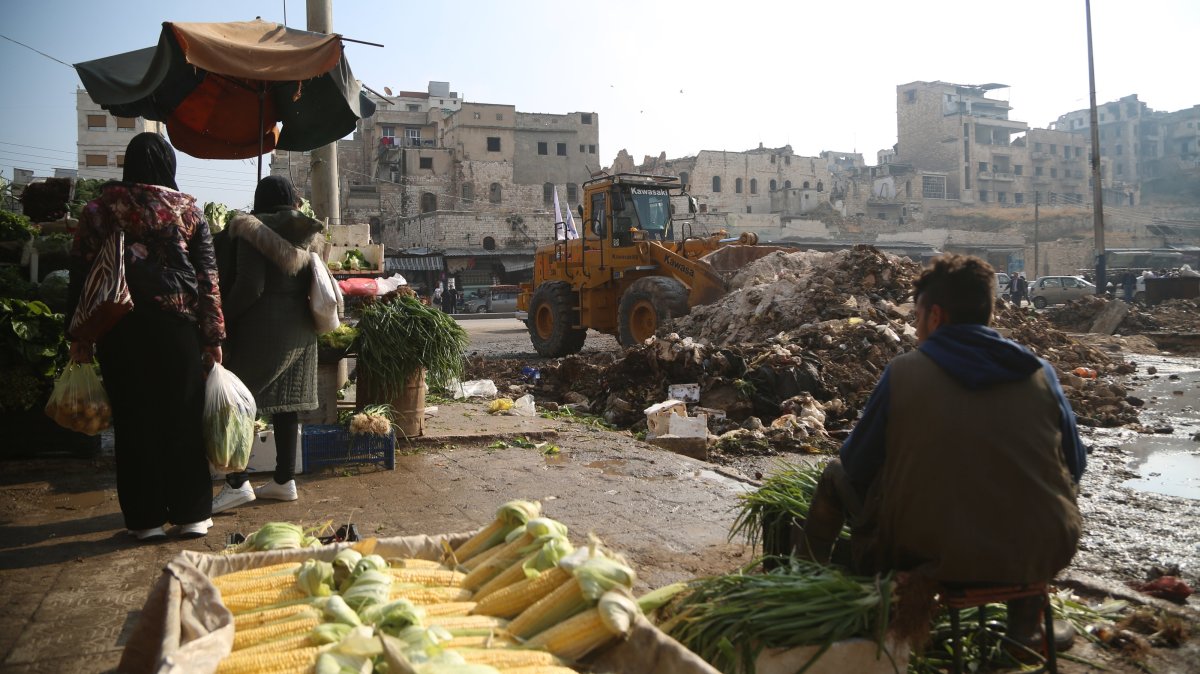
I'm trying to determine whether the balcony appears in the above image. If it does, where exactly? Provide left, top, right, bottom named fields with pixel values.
left=1031, top=151, right=1049, bottom=160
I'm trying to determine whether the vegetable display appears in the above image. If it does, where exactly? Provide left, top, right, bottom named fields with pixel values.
left=0, top=298, right=68, bottom=413
left=212, top=505, right=640, bottom=673
left=659, top=559, right=893, bottom=674
left=342, top=248, right=372, bottom=271
left=356, top=294, right=469, bottom=398
left=729, top=461, right=850, bottom=555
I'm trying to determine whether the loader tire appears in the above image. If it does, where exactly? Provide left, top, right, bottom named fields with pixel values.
left=618, top=277, right=690, bottom=347
left=528, top=281, right=586, bottom=357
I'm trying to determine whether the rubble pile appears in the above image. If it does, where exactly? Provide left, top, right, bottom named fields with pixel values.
left=1045, top=296, right=1200, bottom=335
left=468, top=246, right=1147, bottom=458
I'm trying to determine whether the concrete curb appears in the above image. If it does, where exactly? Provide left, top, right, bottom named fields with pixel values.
left=451, top=312, right=519, bottom=321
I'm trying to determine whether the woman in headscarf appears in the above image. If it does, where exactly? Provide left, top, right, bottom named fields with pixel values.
left=212, top=175, right=322, bottom=513
left=66, top=132, right=224, bottom=541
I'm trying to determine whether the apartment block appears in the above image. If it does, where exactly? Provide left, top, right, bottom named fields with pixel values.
left=76, top=89, right=164, bottom=181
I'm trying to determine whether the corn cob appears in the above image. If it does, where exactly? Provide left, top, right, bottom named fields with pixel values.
left=389, top=585, right=474, bottom=604
left=387, top=567, right=466, bottom=587
left=218, top=573, right=299, bottom=597
left=456, top=648, right=566, bottom=668
left=472, top=566, right=571, bottom=619
left=420, top=601, right=477, bottom=617
left=527, top=591, right=639, bottom=661
left=232, top=632, right=312, bottom=657
left=506, top=578, right=586, bottom=639
left=223, top=587, right=308, bottom=614
left=443, top=634, right=518, bottom=649
left=386, top=557, right=447, bottom=569
left=232, top=615, right=320, bottom=650
left=234, top=605, right=319, bottom=631
left=424, top=614, right=509, bottom=631
left=501, top=667, right=581, bottom=674
left=215, top=644, right=323, bottom=674
left=453, top=500, right=541, bottom=562
left=213, top=562, right=302, bottom=588
left=473, top=550, right=541, bottom=599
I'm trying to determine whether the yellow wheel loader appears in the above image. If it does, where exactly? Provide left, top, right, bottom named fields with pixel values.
left=515, top=173, right=787, bottom=356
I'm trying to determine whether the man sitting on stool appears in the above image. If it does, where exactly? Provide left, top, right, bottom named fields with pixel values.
left=795, top=254, right=1085, bottom=653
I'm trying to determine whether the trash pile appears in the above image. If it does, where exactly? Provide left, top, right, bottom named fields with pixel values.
left=1045, top=296, right=1200, bottom=335
left=469, top=247, right=1147, bottom=457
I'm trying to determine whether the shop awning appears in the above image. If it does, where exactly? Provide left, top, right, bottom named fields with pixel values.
left=500, top=256, right=535, bottom=272
left=385, top=255, right=443, bottom=272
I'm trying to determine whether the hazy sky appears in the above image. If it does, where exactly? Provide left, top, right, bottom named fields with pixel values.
left=2, top=0, right=1197, bottom=210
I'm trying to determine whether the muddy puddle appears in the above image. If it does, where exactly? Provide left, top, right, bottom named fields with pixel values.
left=1121, top=354, right=1200, bottom=500
left=1122, top=435, right=1200, bottom=500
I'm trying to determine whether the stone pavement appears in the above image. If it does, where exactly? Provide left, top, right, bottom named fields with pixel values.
left=0, top=400, right=753, bottom=673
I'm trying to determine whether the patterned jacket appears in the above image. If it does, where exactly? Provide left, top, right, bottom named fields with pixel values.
left=67, top=182, right=225, bottom=346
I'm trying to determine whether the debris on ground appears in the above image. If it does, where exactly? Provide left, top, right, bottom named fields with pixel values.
left=468, top=246, right=1157, bottom=459
left=1046, top=296, right=1200, bottom=336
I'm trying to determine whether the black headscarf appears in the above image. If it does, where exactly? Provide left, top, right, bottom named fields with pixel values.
left=253, top=175, right=300, bottom=214
left=122, top=132, right=178, bottom=190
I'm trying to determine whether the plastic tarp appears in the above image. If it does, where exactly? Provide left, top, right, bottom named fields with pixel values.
left=118, top=532, right=721, bottom=674
left=75, top=20, right=375, bottom=159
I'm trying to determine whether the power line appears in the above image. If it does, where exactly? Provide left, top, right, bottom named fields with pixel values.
left=0, top=142, right=261, bottom=180
left=0, top=149, right=259, bottom=188
left=0, top=32, right=75, bottom=69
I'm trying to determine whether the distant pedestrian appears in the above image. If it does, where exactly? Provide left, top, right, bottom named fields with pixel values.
left=442, top=286, right=457, bottom=314
left=1008, top=274, right=1022, bottom=306
left=1017, top=274, right=1028, bottom=307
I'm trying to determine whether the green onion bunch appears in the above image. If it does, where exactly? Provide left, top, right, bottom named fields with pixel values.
left=662, top=558, right=893, bottom=674
left=356, top=294, right=468, bottom=399
left=729, top=461, right=850, bottom=553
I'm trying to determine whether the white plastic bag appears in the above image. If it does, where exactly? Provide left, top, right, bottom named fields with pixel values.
left=203, top=363, right=257, bottom=473
left=450, top=379, right=499, bottom=399
left=512, top=394, right=536, bottom=417
left=310, top=252, right=342, bottom=334
left=373, top=273, right=408, bottom=296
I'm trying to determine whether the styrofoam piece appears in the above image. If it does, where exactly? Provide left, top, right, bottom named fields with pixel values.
left=645, top=400, right=688, bottom=439
left=668, top=383, right=700, bottom=403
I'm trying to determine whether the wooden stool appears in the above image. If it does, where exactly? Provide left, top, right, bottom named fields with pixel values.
left=940, top=582, right=1056, bottom=674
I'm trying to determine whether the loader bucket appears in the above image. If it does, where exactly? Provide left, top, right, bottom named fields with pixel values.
left=699, top=245, right=792, bottom=276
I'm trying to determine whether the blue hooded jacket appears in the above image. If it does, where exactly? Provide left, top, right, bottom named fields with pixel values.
left=840, top=323, right=1085, bottom=492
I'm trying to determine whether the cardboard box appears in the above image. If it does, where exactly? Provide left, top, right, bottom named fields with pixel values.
left=668, top=383, right=701, bottom=403
left=327, top=223, right=371, bottom=247
left=209, top=426, right=303, bottom=480
left=326, top=243, right=385, bottom=273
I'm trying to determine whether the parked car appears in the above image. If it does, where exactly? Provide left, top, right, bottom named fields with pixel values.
left=1028, top=275, right=1096, bottom=309
left=463, top=286, right=520, bottom=313
left=995, top=272, right=1012, bottom=301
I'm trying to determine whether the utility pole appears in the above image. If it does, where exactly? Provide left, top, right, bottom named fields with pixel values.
left=1085, top=0, right=1106, bottom=294
left=1033, top=191, right=1040, bottom=278
left=307, top=0, right=341, bottom=225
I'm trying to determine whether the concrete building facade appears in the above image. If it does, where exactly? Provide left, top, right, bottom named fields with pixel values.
left=76, top=89, right=164, bottom=181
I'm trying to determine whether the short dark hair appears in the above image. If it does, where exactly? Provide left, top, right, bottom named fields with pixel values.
left=913, top=254, right=994, bottom=325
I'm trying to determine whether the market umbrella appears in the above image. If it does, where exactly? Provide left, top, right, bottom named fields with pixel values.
left=74, top=20, right=375, bottom=168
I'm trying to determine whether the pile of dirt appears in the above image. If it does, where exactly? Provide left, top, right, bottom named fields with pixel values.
left=523, top=248, right=1142, bottom=456
left=1045, top=296, right=1200, bottom=335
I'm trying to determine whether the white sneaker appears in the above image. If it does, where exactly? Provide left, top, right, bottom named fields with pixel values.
left=178, top=518, right=213, bottom=539
left=255, top=479, right=298, bottom=502
left=131, top=526, right=166, bottom=542
left=212, top=482, right=256, bottom=513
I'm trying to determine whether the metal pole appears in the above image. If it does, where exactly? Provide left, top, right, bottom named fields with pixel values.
left=307, top=0, right=340, bottom=224
left=1085, top=0, right=1106, bottom=294
left=1033, top=191, right=1040, bottom=278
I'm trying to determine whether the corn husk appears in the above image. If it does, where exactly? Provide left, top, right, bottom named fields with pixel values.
left=233, top=522, right=321, bottom=553
left=361, top=598, right=424, bottom=636
left=298, top=559, right=335, bottom=597
left=321, top=595, right=362, bottom=626
left=342, top=569, right=393, bottom=611
left=332, top=549, right=363, bottom=589
left=576, top=557, right=637, bottom=601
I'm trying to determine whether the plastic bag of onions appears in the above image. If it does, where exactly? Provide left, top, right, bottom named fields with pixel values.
left=44, top=362, right=112, bottom=435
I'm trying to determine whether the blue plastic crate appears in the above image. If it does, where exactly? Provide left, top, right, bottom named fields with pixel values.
left=301, top=425, right=396, bottom=471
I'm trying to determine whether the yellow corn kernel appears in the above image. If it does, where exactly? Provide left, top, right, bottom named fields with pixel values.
left=455, top=648, right=566, bottom=668
left=387, top=557, right=447, bottom=569
left=213, top=562, right=302, bottom=588
left=506, top=579, right=585, bottom=639
left=501, top=667, right=581, bottom=674
left=473, top=550, right=541, bottom=599
left=232, top=632, right=312, bottom=657
left=421, top=601, right=477, bottom=617
left=443, top=634, right=518, bottom=649
left=234, top=605, right=319, bottom=631
left=526, top=607, right=616, bottom=661
left=232, top=615, right=320, bottom=651
left=218, top=573, right=299, bottom=597
left=216, top=644, right=323, bottom=674
left=424, top=615, right=509, bottom=631
left=389, top=585, right=474, bottom=604
left=472, top=566, right=571, bottom=620
left=463, top=531, right=533, bottom=575
left=388, top=567, right=467, bottom=587
left=223, top=587, right=307, bottom=614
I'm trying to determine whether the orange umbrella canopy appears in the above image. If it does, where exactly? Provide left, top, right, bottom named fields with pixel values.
left=76, top=20, right=374, bottom=159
